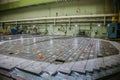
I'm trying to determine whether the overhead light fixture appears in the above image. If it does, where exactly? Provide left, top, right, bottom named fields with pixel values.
left=98, top=24, right=101, bottom=27
left=75, top=24, right=78, bottom=27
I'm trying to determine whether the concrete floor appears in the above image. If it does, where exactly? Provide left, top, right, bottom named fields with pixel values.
left=97, top=72, right=120, bottom=80
left=0, top=75, right=13, bottom=80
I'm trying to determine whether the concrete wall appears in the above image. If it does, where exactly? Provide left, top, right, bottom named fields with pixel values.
left=0, top=0, right=113, bottom=20
left=0, top=0, right=56, bottom=11
left=0, top=0, right=114, bottom=37
left=0, top=0, right=20, bottom=5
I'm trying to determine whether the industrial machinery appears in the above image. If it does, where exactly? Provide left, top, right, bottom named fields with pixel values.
left=108, top=23, right=120, bottom=38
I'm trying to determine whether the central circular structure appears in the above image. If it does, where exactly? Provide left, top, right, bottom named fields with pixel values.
left=0, top=36, right=119, bottom=64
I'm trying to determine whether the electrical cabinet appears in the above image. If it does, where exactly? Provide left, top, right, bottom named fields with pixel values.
left=108, top=23, right=120, bottom=38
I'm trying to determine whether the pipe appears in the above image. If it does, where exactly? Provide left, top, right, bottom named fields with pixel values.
left=0, top=14, right=118, bottom=23
left=104, top=16, right=106, bottom=25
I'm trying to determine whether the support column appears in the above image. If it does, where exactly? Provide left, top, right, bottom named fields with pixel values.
left=118, top=10, right=120, bottom=23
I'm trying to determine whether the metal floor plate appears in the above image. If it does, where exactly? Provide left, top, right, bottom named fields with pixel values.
left=0, top=35, right=120, bottom=80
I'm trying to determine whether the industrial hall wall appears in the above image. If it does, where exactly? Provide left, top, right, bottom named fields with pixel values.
left=0, top=0, right=114, bottom=37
